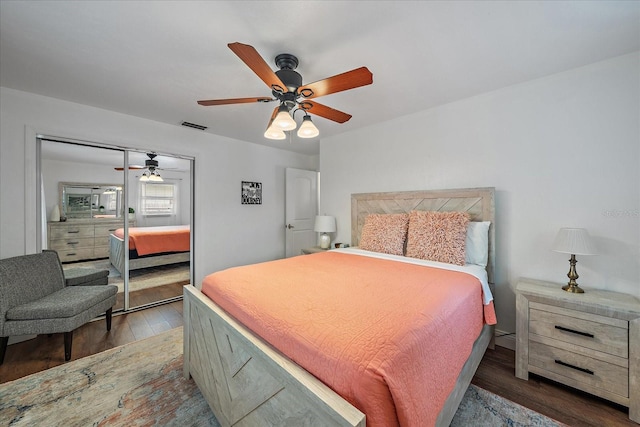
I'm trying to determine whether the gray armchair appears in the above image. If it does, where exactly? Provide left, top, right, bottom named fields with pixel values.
left=0, top=250, right=117, bottom=364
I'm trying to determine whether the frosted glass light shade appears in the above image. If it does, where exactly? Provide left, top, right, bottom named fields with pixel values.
left=148, top=171, right=163, bottom=182
left=264, top=125, right=286, bottom=140
left=297, top=116, right=319, bottom=138
left=552, top=228, right=596, bottom=255
left=272, top=109, right=297, bottom=131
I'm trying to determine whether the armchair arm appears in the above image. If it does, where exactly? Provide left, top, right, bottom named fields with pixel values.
left=64, top=268, right=109, bottom=287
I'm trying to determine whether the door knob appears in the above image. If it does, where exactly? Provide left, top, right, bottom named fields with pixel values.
left=286, top=224, right=294, bottom=229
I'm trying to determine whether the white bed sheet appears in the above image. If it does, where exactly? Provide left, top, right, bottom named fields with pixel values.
left=331, top=246, right=494, bottom=305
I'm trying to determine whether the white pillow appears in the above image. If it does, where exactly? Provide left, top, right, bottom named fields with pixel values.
left=465, top=221, right=491, bottom=267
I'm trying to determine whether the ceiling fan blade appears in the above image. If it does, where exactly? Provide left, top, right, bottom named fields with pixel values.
left=301, top=100, right=352, bottom=123
left=198, top=97, right=275, bottom=106
left=298, top=67, right=373, bottom=99
left=266, top=106, right=279, bottom=130
left=114, top=165, right=145, bottom=171
left=228, top=42, right=288, bottom=93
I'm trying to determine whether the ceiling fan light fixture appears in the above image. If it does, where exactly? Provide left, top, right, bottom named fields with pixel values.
left=272, top=105, right=297, bottom=131
left=139, top=170, right=150, bottom=182
left=297, top=115, right=319, bottom=138
left=148, top=170, right=163, bottom=182
left=264, top=125, right=286, bottom=140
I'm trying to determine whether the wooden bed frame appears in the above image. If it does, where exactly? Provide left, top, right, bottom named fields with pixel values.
left=109, top=233, right=190, bottom=274
left=183, top=187, right=496, bottom=427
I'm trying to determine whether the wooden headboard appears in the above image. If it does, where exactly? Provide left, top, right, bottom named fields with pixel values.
left=351, top=187, right=496, bottom=284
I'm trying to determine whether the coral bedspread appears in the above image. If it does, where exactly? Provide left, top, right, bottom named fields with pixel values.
left=201, top=250, right=496, bottom=427
left=113, top=225, right=190, bottom=256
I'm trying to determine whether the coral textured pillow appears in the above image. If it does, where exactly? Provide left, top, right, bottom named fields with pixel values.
left=358, top=213, right=409, bottom=256
left=405, top=211, right=470, bottom=265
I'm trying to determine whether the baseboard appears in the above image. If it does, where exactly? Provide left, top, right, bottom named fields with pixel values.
left=494, top=329, right=516, bottom=351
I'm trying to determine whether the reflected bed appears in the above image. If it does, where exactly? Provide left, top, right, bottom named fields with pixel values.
left=109, top=225, right=190, bottom=274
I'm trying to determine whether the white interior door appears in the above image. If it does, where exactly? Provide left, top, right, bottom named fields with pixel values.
left=285, top=168, right=318, bottom=257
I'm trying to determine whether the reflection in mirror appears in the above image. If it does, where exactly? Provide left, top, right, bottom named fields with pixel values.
left=40, top=139, right=192, bottom=314
left=59, top=182, right=123, bottom=219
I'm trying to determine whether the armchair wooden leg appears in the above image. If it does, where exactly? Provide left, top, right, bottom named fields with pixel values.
left=64, top=331, right=73, bottom=361
left=106, top=307, right=113, bottom=331
left=0, top=336, right=8, bottom=365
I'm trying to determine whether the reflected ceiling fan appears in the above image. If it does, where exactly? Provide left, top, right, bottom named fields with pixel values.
left=114, top=153, right=166, bottom=182
left=197, top=42, right=373, bottom=140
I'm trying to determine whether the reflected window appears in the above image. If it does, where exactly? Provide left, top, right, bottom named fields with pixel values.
left=140, top=182, right=176, bottom=216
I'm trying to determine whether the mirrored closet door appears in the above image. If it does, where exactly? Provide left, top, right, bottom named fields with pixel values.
left=39, top=138, right=193, bottom=312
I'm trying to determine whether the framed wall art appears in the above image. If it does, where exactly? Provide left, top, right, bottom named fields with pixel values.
left=241, top=181, right=262, bottom=205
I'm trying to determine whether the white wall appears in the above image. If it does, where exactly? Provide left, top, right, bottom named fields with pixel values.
left=0, top=87, right=318, bottom=285
left=319, top=53, right=640, bottom=335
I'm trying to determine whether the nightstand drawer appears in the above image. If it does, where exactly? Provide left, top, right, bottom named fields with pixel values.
left=529, top=303, right=628, bottom=358
left=529, top=341, right=629, bottom=398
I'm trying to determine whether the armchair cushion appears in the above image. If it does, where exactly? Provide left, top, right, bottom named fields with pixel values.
left=64, top=268, right=109, bottom=286
left=6, top=285, right=117, bottom=320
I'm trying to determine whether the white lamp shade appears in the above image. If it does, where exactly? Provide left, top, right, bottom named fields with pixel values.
left=264, top=125, right=286, bottom=140
left=314, top=215, right=336, bottom=233
left=552, top=228, right=596, bottom=255
left=297, top=116, right=319, bottom=138
left=272, top=110, right=297, bottom=131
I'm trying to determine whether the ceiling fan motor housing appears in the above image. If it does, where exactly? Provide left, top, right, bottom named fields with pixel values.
left=274, top=69, right=302, bottom=94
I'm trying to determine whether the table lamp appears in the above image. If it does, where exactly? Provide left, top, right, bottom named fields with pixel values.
left=314, top=215, right=336, bottom=249
left=551, top=228, right=596, bottom=293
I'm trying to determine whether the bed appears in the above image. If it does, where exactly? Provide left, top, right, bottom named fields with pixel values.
left=183, top=187, right=496, bottom=426
left=109, top=225, right=190, bottom=274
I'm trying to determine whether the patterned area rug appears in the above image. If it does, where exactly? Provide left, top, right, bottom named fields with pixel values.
left=0, top=328, right=566, bottom=427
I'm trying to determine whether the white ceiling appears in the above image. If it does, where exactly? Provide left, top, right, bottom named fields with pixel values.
left=1, top=1, right=638, bottom=156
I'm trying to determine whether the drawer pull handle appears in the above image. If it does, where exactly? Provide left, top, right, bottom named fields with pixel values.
left=67, top=230, right=80, bottom=234
left=66, top=253, right=76, bottom=256
left=108, top=228, right=117, bottom=231
left=554, top=359, right=594, bottom=375
left=554, top=325, right=594, bottom=338
left=67, top=241, right=79, bottom=245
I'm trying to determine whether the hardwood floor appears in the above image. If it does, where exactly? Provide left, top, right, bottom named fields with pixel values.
left=0, top=299, right=183, bottom=384
left=113, top=281, right=186, bottom=310
left=472, top=345, right=634, bottom=427
left=1, top=301, right=634, bottom=426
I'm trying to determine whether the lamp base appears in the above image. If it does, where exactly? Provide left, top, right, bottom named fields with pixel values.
left=562, top=283, right=585, bottom=293
left=319, top=233, right=331, bottom=249
left=562, top=254, right=585, bottom=293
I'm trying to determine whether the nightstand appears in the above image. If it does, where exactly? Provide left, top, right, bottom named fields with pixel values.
left=301, top=246, right=329, bottom=255
left=516, top=278, right=640, bottom=423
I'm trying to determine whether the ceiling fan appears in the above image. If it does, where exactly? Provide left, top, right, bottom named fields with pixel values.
left=197, top=42, right=373, bottom=140
left=114, top=153, right=165, bottom=181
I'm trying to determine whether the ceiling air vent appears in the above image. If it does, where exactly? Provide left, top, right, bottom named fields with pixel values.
left=181, top=121, right=208, bottom=131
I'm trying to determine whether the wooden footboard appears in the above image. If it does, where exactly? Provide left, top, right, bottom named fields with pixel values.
left=183, top=285, right=366, bottom=427
left=183, top=285, right=493, bottom=427
left=109, top=234, right=190, bottom=274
